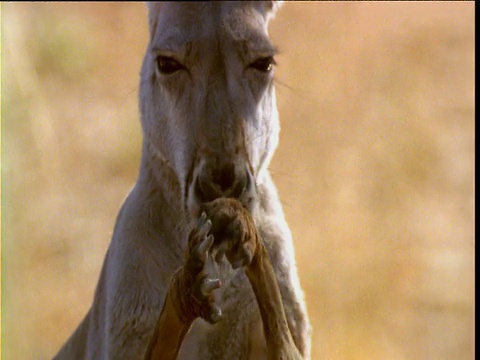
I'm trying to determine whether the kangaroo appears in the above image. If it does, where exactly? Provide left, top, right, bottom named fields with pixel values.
left=145, top=198, right=303, bottom=360
left=53, top=2, right=311, bottom=359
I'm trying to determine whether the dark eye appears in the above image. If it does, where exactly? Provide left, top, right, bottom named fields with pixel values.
left=156, top=56, right=185, bottom=74
left=249, top=56, right=276, bottom=73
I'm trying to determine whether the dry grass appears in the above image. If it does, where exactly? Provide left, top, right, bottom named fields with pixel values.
left=1, top=3, right=474, bottom=359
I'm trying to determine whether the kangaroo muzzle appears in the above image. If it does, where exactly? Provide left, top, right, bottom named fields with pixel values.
left=194, top=159, right=252, bottom=202
left=187, top=155, right=256, bottom=217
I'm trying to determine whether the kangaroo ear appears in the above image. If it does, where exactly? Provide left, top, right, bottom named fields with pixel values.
left=260, top=1, right=283, bottom=22
left=264, top=1, right=283, bottom=13
left=146, top=2, right=164, bottom=38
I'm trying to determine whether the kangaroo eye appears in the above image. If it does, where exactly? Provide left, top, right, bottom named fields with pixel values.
left=156, top=56, right=185, bottom=75
left=249, top=56, right=276, bottom=73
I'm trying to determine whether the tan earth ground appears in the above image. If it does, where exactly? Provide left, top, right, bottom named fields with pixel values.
left=1, top=3, right=474, bottom=359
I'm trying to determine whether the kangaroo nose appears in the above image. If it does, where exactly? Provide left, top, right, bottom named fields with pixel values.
left=195, top=162, right=249, bottom=203
left=212, top=163, right=236, bottom=192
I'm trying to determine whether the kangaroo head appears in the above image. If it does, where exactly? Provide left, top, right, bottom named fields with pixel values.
left=140, top=2, right=282, bottom=217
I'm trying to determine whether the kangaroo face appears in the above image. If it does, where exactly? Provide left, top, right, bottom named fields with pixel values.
left=140, top=2, right=280, bottom=216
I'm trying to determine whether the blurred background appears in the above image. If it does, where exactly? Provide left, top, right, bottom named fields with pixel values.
left=1, top=2, right=474, bottom=359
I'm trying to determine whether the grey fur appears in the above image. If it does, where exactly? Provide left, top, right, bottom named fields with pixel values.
left=53, top=2, right=311, bottom=359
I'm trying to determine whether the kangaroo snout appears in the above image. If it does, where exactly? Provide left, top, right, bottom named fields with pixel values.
left=194, top=160, right=252, bottom=203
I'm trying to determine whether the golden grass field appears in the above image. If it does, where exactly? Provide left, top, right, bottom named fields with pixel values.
left=2, top=2, right=474, bottom=359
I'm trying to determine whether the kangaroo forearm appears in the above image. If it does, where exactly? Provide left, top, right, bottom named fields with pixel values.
left=245, top=243, right=295, bottom=358
left=145, top=288, right=193, bottom=360
left=145, top=270, right=194, bottom=360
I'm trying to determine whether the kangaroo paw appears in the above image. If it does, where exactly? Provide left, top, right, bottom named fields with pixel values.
left=200, top=198, right=258, bottom=269
left=173, top=212, right=222, bottom=324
